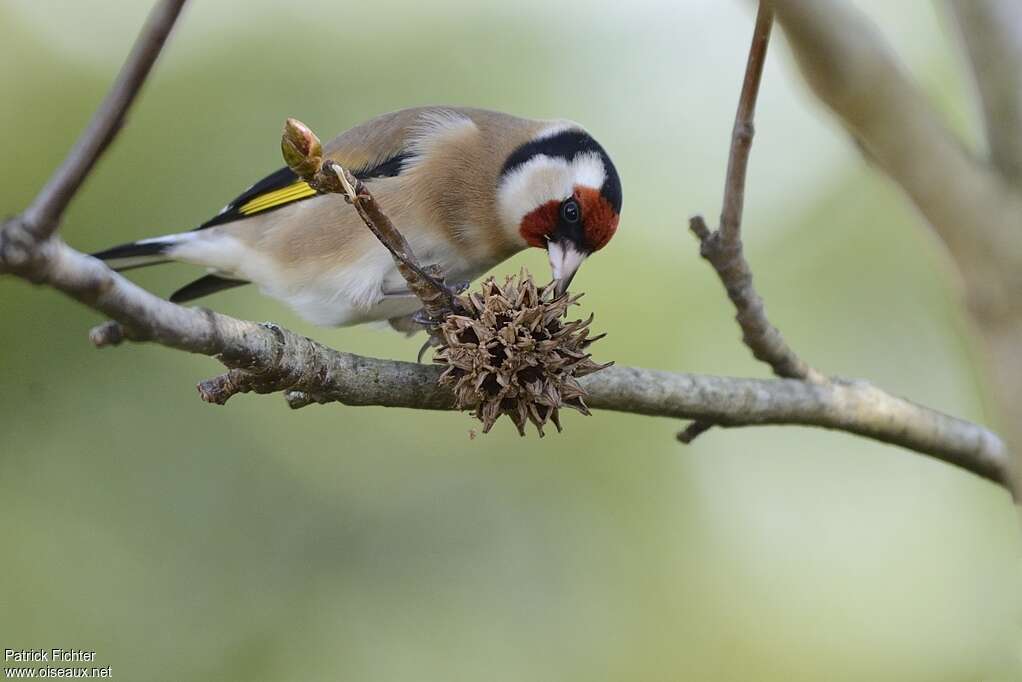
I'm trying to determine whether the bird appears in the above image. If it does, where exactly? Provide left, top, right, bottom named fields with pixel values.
left=92, top=106, right=622, bottom=330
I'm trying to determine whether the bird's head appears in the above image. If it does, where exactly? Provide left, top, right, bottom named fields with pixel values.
left=497, top=125, right=622, bottom=296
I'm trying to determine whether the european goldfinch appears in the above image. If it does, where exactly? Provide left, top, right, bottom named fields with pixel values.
left=93, top=106, right=622, bottom=329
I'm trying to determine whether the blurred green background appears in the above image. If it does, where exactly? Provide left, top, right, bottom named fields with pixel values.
left=1, top=1, right=1019, bottom=680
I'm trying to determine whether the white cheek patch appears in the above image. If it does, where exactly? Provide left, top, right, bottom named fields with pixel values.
left=497, top=152, right=607, bottom=233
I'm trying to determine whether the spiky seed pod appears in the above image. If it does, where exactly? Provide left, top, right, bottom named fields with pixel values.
left=434, top=271, right=611, bottom=436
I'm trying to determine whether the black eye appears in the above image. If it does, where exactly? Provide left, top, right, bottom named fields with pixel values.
left=561, top=199, right=580, bottom=224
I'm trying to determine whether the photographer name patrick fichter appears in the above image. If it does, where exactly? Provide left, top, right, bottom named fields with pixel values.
left=6, top=650, right=97, bottom=663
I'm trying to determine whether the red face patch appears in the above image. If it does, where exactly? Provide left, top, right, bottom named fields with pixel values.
left=518, top=187, right=620, bottom=251
left=573, top=186, right=619, bottom=252
left=519, top=199, right=560, bottom=248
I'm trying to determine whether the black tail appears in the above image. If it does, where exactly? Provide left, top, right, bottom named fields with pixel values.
left=169, top=274, right=247, bottom=303
left=91, top=238, right=175, bottom=272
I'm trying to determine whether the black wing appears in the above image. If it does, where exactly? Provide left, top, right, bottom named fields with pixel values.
left=172, top=150, right=415, bottom=301
left=196, top=151, right=415, bottom=230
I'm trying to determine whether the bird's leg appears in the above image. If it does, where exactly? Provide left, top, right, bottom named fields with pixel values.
left=445, top=278, right=471, bottom=295
left=404, top=274, right=470, bottom=327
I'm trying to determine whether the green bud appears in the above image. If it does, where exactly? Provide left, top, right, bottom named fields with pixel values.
left=281, top=118, right=323, bottom=178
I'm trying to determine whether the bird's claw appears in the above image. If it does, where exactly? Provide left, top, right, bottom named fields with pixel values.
left=416, top=335, right=443, bottom=363
left=411, top=309, right=434, bottom=327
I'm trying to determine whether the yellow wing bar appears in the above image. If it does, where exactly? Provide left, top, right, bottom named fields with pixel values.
left=238, top=180, right=317, bottom=216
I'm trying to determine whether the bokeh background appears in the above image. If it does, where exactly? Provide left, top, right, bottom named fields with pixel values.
left=2, top=1, right=1020, bottom=680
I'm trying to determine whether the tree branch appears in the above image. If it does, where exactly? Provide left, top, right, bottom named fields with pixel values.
left=949, top=0, right=1022, bottom=189
left=5, top=0, right=187, bottom=259
left=692, top=3, right=820, bottom=383
left=683, top=3, right=823, bottom=442
left=0, top=0, right=1012, bottom=494
left=25, top=237, right=1010, bottom=487
left=768, top=0, right=1022, bottom=494
left=769, top=0, right=1022, bottom=320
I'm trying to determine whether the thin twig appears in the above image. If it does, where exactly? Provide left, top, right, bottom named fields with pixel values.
left=329, top=163, right=457, bottom=320
left=697, top=2, right=817, bottom=381
left=719, top=1, right=773, bottom=245
left=683, top=2, right=824, bottom=440
left=281, top=119, right=458, bottom=324
left=677, top=420, right=714, bottom=444
left=19, top=0, right=187, bottom=244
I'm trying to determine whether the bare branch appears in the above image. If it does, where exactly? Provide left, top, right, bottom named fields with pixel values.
left=677, top=419, right=714, bottom=444
left=770, top=0, right=1022, bottom=318
left=949, top=0, right=1022, bottom=188
left=719, top=1, right=772, bottom=246
left=689, top=4, right=822, bottom=384
left=16, top=0, right=187, bottom=247
left=202, top=342, right=1011, bottom=491
left=586, top=369, right=1008, bottom=489
left=1, top=236, right=1006, bottom=488
left=770, top=0, right=1022, bottom=495
left=684, top=3, right=823, bottom=440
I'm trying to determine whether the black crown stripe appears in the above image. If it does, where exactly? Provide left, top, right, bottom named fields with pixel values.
left=501, top=129, right=622, bottom=214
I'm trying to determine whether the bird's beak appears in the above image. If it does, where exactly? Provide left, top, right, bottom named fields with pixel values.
left=548, top=240, right=587, bottom=297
